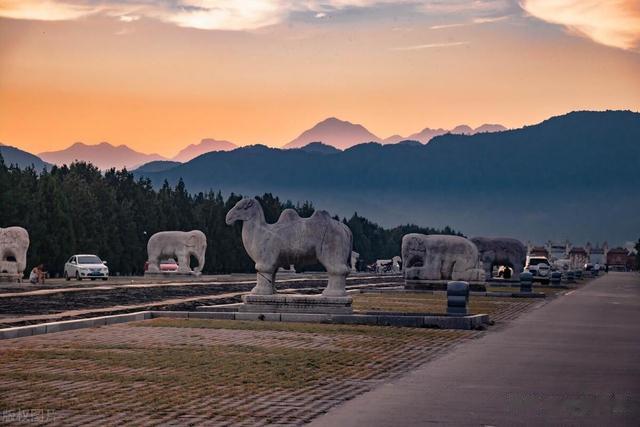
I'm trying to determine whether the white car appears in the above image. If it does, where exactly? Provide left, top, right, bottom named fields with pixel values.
left=64, top=254, right=109, bottom=281
left=526, top=256, right=551, bottom=284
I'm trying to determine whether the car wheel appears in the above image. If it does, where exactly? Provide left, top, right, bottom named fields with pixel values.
left=90, top=278, right=96, bottom=281
left=542, top=279, right=549, bottom=285
left=64, top=271, right=70, bottom=281
left=102, top=277, right=108, bottom=281
left=76, top=271, right=82, bottom=281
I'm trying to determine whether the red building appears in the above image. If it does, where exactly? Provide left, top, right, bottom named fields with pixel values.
left=606, top=247, right=630, bottom=270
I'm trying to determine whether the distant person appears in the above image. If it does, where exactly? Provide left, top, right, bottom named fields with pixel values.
left=29, top=264, right=45, bottom=284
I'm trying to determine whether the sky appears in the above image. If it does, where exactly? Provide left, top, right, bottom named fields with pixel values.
left=0, top=0, right=639, bottom=157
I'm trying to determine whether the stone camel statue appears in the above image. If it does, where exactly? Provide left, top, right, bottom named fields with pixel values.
left=146, top=230, right=207, bottom=274
left=225, top=198, right=353, bottom=296
left=0, top=226, right=30, bottom=277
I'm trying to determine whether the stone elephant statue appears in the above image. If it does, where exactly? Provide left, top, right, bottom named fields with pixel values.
left=402, top=233, right=484, bottom=282
left=470, top=237, right=526, bottom=280
left=0, top=226, right=30, bottom=277
left=146, top=230, right=206, bottom=274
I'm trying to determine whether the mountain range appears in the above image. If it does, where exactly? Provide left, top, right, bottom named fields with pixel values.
left=38, top=142, right=166, bottom=171
left=132, top=111, right=640, bottom=244
left=6, top=118, right=508, bottom=170
left=285, top=117, right=507, bottom=149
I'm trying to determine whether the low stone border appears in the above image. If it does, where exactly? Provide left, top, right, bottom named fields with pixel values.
left=358, top=288, right=546, bottom=298
left=0, top=312, right=152, bottom=340
left=151, top=310, right=490, bottom=330
left=0, top=306, right=490, bottom=339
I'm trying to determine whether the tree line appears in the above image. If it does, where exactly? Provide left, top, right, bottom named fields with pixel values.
left=0, top=156, right=460, bottom=276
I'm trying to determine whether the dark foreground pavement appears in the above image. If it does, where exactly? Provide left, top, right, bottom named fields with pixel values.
left=310, top=272, right=640, bottom=426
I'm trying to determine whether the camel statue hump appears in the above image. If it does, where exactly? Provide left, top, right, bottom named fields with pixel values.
left=277, top=209, right=301, bottom=224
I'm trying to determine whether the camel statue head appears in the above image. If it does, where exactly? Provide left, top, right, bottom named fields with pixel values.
left=225, top=198, right=263, bottom=225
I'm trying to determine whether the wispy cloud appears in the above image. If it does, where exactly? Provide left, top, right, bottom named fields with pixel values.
left=430, top=15, right=508, bottom=29
left=391, top=41, right=469, bottom=50
left=0, top=1, right=510, bottom=31
left=520, top=0, right=640, bottom=51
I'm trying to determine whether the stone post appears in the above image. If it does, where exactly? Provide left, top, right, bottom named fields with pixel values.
left=566, top=271, right=575, bottom=283
left=447, top=281, right=469, bottom=316
left=550, top=271, right=561, bottom=285
left=575, top=270, right=582, bottom=280
left=520, top=272, right=533, bottom=293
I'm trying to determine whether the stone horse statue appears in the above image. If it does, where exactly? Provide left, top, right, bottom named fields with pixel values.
left=225, top=198, right=353, bottom=296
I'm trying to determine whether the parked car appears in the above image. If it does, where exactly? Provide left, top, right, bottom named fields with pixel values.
left=144, top=259, right=179, bottom=272
left=526, top=256, right=551, bottom=284
left=64, top=254, right=109, bottom=281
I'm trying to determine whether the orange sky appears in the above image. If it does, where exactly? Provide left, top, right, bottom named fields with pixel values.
left=1, top=0, right=639, bottom=157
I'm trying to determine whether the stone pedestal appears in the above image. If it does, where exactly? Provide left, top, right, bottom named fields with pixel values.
left=241, top=294, right=353, bottom=314
left=0, top=273, right=22, bottom=283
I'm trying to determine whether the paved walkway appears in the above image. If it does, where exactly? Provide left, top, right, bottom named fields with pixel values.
left=310, top=272, right=640, bottom=426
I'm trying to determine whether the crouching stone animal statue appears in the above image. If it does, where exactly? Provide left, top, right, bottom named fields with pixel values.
left=225, top=198, right=353, bottom=296
left=0, top=226, right=30, bottom=278
left=402, top=234, right=484, bottom=282
left=470, top=237, right=526, bottom=280
left=146, top=230, right=207, bottom=274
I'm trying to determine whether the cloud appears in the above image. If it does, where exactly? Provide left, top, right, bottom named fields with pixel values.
left=391, top=41, right=469, bottom=50
left=0, top=1, right=510, bottom=31
left=429, top=15, right=508, bottom=29
left=520, top=0, right=640, bottom=50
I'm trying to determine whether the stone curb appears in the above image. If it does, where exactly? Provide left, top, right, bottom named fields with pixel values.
left=0, top=307, right=491, bottom=340
left=0, top=311, right=152, bottom=340
left=150, top=311, right=490, bottom=330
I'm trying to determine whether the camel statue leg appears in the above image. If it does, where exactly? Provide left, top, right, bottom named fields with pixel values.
left=323, top=272, right=348, bottom=297
left=253, top=263, right=276, bottom=295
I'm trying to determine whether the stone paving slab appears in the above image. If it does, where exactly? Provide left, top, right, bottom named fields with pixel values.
left=0, top=317, right=482, bottom=426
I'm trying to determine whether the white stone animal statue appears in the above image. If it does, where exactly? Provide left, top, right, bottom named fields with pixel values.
left=146, top=230, right=206, bottom=274
left=225, top=198, right=353, bottom=296
left=470, top=237, right=527, bottom=280
left=0, top=226, right=29, bottom=277
left=375, top=256, right=402, bottom=273
left=350, top=251, right=360, bottom=272
left=402, top=234, right=484, bottom=282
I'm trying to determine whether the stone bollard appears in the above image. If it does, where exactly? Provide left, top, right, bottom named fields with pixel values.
left=566, top=270, right=575, bottom=283
left=447, top=281, right=469, bottom=316
left=575, top=270, right=582, bottom=280
left=550, top=271, right=562, bottom=285
left=520, top=272, right=533, bottom=293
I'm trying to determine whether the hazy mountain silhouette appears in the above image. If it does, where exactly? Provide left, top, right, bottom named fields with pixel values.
left=173, top=138, right=237, bottom=162
left=0, top=144, right=50, bottom=170
left=137, top=111, right=640, bottom=244
left=387, top=124, right=506, bottom=144
left=134, top=160, right=182, bottom=173
left=297, top=142, right=342, bottom=155
left=39, top=142, right=166, bottom=170
left=284, top=117, right=380, bottom=149
left=474, top=124, right=507, bottom=133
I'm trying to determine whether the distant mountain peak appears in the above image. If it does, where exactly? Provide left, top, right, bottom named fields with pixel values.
left=451, top=124, right=474, bottom=134
left=172, top=138, right=237, bottom=162
left=284, top=117, right=380, bottom=150
left=38, top=141, right=166, bottom=170
left=298, top=141, right=341, bottom=154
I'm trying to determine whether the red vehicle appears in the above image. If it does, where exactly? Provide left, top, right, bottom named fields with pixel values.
left=144, top=259, right=179, bottom=272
